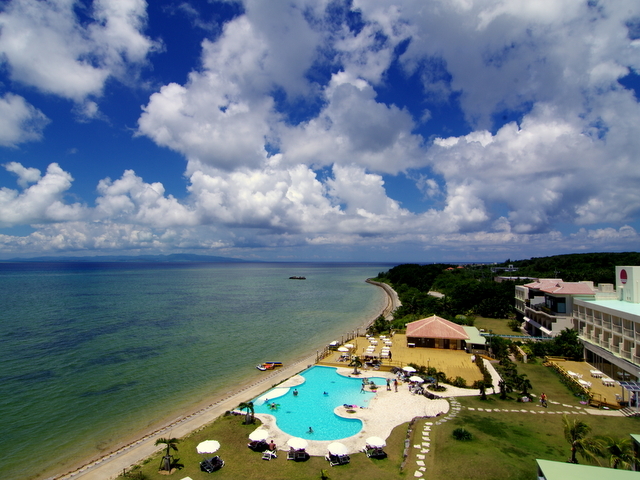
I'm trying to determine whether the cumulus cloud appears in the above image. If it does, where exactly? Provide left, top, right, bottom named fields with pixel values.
left=3, top=1, right=640, bottom=258
left=0, top=94, right=49, bottom=146
left=0, top=163, right=86, bottom=227
left=0, top=0, right=158, bottom=101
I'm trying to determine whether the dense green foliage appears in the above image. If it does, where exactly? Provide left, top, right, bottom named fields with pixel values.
left=376, top=252, right=639, bottom=330
left=376, top=264, right=516, bottom=326
left=503, top=251, right=640, bottom=284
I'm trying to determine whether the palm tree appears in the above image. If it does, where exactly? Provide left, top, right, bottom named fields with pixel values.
left=515, top=374, right=532, bottom=397
left=562, top=415, right=601, bottom=464
left=349, top=355, right=363, bottom=375
left=478, top=381, right=487, bottom=400
left=154, top=437, right=179, bottom=471
left=238, top=401, right=255, bottom=424
left=596, top=436, right=637, bottom=469
left=498, top=379, right=513, bottom=400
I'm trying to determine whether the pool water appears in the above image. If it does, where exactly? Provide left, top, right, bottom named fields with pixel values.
left=253, top=366, right=387, bottom=441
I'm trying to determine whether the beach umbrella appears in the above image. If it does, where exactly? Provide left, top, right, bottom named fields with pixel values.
left=337, top=346, right=349, bottom=352
left=287, top=437, right=308, bottom=450
left=196, top=440, right=220, bottom=454
left=402, top=366, right=416, bottom=373
left=409, top=376, right=424, bottom=383
left=366, top=436, right=386, bottom=448
left=248, top=429, right=269, bottom=441
left=327, top=442, right=348, bottom=455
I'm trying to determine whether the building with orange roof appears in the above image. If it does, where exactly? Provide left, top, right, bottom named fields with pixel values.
left=406, top=315, right=471, bottom=350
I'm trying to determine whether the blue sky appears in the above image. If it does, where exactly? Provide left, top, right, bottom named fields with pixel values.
left=0, top=0, right=639, bottom=263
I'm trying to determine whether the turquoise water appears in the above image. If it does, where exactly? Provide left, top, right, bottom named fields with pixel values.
left=253, top=366, right=387, bottom=441
left=0, top=262, right=391, bottom=480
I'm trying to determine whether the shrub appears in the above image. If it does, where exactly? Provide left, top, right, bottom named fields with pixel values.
left=452, top=428, right=472, bottom=441
left=451, top=376, right=467, bottom=388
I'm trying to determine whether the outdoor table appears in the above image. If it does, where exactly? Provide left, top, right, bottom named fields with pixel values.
left=602, top=377, right=615, bottom=386
left=590, top=369, right=603, bottom=378
left=567, top=371, right=578, bottom=378
left=578, top=379, right=591, bottom=388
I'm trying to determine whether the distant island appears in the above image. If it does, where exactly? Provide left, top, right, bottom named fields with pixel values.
left=2, top=253, right=250, bottom=263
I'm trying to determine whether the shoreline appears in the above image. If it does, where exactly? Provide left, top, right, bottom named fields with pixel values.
left=51, top=279, right=397, bottom=480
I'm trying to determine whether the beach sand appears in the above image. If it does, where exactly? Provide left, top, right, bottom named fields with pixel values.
left=53, top=280, right=400, bottom=480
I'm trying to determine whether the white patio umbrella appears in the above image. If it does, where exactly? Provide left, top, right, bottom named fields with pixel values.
left=409, top=376, right=425, bottom=383
left=248, top=429, right=269, bottom=441
left=327, top=442, right=349, bottom=455
left=287, top=437, right=308, bottom=450
left=196, top=440, right=220, bottom=454
left=366, top=436, right=386, bottom=448
left=402, top=366, right=417, bottom=373
left=337, top=346, right=349, bottom=352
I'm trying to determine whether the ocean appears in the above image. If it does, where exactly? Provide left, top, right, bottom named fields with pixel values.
left=0, top=261, right=392, bottom=480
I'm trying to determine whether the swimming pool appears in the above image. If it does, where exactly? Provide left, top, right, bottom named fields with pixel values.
left=252, top=366, right=387, bottom=441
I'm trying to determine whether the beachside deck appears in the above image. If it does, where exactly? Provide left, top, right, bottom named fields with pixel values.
left=319, top=333, right=483, bottom=385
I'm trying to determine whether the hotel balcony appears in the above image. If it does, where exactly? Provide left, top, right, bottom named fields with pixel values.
left=621, top=349, right=632, bottom=360
left=594, top=317, right=602, bottom=326
left=634, top=354, right=640, bottom=365
left=612, top=325, right=622, bottom=334
left=624, top=328, right=634, bottom=338
left=610, top=343, right=620, bottom=354
left=635, top=331, right=640, bottom=342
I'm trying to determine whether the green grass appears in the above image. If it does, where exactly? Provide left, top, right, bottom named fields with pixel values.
left=120, top=414, right=409, bottom=480
left=474, top=316, right=524, bottom=336
left=418, top=361, right=640, bottom=480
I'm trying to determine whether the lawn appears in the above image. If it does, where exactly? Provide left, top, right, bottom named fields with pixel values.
left=474, top=316, right=525, bottom=336
left=404, top=360, right=640, bottom=480
left=119, top=414, right=409, bottom=480
left=121, top=361, right=640, bottom=480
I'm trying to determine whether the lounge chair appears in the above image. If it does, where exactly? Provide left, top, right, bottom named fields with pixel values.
left=262, top=449, right=277, bottom=460
left=294, top=450, right=308, bottom=461
left=248, top=440, right=268, bottom=451
left=287, top=449, right=296, bottom=460
left=200, top=455, right=224, bottom=472
left=325, top=454, right=340, bottom=467
left=338, top=454, right=350, bottom=465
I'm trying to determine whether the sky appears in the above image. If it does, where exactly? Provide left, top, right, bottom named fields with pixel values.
left=0, top=0, right=639, bottom=263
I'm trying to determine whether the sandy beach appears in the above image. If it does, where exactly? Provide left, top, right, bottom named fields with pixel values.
left=52, top=280, right=400, bottom=480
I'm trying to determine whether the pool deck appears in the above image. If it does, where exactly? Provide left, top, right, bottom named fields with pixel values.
left=253, top=368, right=452, bottom=456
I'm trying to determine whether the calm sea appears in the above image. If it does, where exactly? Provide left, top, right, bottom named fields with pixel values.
left=0, top=262, right=391, bottom=480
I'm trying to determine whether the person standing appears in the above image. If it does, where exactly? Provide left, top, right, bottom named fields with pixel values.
left=394, top=378, right=398, bottom=392
left=386, top=378, right=391, bottom=391
left=540, top=392, right=547, bottom=408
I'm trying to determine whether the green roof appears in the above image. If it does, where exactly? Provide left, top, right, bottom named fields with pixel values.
left=536, top=459, right=638, bottom=479
left=462, top=326, right=486, bottom=345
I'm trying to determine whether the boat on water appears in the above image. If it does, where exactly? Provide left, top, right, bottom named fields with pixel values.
left=289, top=276, right=306, bottom=280
left=256, top=361, right=283, bottom=371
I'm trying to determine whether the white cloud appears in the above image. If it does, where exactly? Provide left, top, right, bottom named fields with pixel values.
left=0, top=0, right=157, bottom=101
left=0, top=93, right=49, bottom=146
left=0, top=163, right=86, bottom=227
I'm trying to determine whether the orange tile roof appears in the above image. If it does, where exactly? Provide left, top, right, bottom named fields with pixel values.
left=406, top=315, right=469, bottom=340
left=524, top=279, right=595, bottom=295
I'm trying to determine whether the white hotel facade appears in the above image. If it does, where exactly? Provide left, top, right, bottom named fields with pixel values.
left=515, top=266, right=640, bottom=382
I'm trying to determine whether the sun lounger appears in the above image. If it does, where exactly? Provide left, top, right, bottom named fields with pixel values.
left=262, top=450, right=277, bottom=460
left=248, top=440, right=268, bottom=451
left=294, top=450, right=308, bottom=461
left=325, top=454, right=340, bottom=466
left=287, top=449, right=296, bottom=460
left=338, top=454, right=350, bottom=465
left=200, top=455, right=224, bottom=472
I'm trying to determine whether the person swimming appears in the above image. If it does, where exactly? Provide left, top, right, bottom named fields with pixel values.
left=293, top=389, right=298, bottom=396
left=308, top=427, right=313, bottom=434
